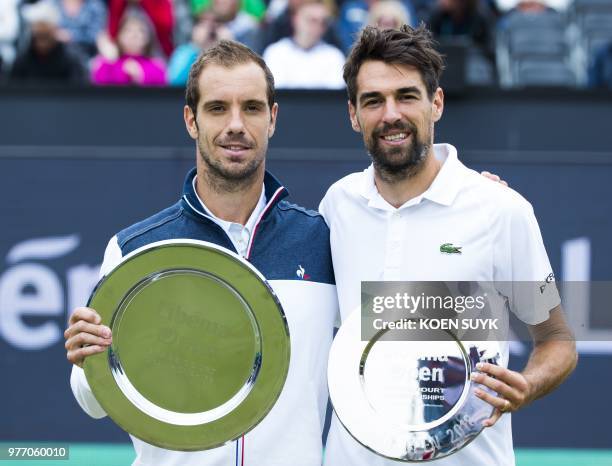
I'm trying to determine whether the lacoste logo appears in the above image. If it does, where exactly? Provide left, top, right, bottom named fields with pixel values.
left=540, top=272, right=555, bottom=294
left=440, top=243, right=462, bottom=254
left=296, top=265, right=310, bottom=280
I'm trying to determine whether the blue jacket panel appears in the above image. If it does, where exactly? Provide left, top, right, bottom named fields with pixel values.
left=115, top=168, right=335, bottom=285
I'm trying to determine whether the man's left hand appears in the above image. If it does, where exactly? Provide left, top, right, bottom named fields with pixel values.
left=470, top=362, right=533, bottom=427
left=481, top=171, right=508, bottom=186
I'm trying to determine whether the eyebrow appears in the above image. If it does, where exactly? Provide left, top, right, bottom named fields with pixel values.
left=358, top=86, right=423, bottom=105
left=243, top=99, right=267, bottom=107
left=396, top=86, right=422, bottom=97
left=202, top=98, right=267, bottom=109
left=359, top=91, right=383, bottom=105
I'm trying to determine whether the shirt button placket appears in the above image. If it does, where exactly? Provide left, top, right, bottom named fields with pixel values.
left=239, top=228, right=248, bottom=257
left=383, top=211, right=403, bottom=280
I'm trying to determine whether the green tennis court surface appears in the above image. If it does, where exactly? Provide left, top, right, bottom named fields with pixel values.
left=1, top=444, right=611, bottom=465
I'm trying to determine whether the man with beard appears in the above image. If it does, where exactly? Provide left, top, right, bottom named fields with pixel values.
left=65, top=40, right=337, bottom=466
left=319, top=25, right=577, bottom=466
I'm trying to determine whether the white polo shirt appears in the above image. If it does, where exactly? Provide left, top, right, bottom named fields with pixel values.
left=319, top=143, right=560, bottom=466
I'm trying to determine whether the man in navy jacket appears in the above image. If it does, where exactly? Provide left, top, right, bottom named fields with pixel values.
left=64, top=40, right=338, bottom=466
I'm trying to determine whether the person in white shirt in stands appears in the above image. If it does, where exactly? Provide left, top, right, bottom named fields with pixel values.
left=319, top=24, right=577, bottom=466
left=263, top=0, right=345, bottom=89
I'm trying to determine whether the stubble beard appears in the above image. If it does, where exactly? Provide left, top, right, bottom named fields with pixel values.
left=197, top=138, right=265, bottom=194
left=367, top=121, right=431, bottom=184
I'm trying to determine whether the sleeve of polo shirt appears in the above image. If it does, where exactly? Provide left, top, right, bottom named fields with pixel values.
left=493, top=197, right=560, bottom=325
left=318, top=191, right=331, bottom=226
left=70, top=236, right=122, bottom=419
left=318, top=184, right=341, bottom=232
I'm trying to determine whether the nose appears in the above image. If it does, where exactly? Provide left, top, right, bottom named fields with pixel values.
left=382, top=98, right=401, bottom=125
left=227, top=107, right=246, bottom=134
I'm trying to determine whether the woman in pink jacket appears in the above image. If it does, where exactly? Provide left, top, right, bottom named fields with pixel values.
left=92, top=11, right=167, bottom=86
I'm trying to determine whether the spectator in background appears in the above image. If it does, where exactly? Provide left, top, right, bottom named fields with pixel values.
left=92, top=11, right=167, bottom=85
left=494, top=1, right=562, bottom=40
left=168, top=0, right=259, bottom=85
left=495, top=0, right=568, bottom=13
left=411, top=0, right=442, bottom=22
left=263, top=0, right=345, bottom=88
left=167, top=12, right=232, bottom=84
left=208, top=0, right=260, bottom=49
left=191, top=0, right=266, bottom=21
left=0, top=0, right=20, bottom=72
left=261, top=0, right=342, bottom=53
left=108, top=0, right=174, bottom=56
left=367, top=0, right=412, bottom=29
left=336, top=0, right=373, bottom=53
left=173, top=0, right=195, bottom=46
left=589, top=41, right=612, bottom=88
left=335, top=0, right=416, bottom=53
left=428, top=0, right=495, bottom=62
left=10, top=0, right=86, bottom=83
left=54, top=0, right=107, bottom=58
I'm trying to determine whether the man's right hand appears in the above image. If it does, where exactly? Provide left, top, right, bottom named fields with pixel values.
left=65, top=307, right=112, bottom=368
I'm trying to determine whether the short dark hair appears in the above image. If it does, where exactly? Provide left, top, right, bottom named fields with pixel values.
left=185, top=40, right=275, bottom=117
left=343, top=24, right=444, bottom=105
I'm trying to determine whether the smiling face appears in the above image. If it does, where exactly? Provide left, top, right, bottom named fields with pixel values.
left=184, top=62, right=278, bottom=191
left=349, top=60, right=444, bottom=182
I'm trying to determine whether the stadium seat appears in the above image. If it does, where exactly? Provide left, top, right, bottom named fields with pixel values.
left=496, top=10, right=573, bottom=87
left=567, top=0, right=612, bottom=84
left=509, top=29, right=567, bottom=57
left=516, top=60, right=577, bottom=86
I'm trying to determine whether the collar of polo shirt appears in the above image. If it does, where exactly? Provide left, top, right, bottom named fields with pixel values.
left=360, top=143, right=463, bottom=211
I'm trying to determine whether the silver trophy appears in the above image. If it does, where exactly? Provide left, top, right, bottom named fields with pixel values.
left=328, top=307, right=501, bottom=461
left=84, top=240, right=291, bottom=451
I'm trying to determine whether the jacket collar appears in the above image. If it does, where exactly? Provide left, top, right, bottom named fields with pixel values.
left=181, top=167, right=289, bottom=220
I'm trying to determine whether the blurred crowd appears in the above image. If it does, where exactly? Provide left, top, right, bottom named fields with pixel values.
left=0, top=0, right=611, bottom=88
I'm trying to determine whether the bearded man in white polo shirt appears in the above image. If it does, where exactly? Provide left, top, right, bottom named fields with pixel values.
left=319, top=25, right=578, bottom=466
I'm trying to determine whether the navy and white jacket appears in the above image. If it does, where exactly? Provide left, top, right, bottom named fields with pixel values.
left=71, top=168, right=339, bottom=466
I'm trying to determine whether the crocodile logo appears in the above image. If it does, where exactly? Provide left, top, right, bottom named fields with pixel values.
left=440, top=243, right=462, bottom=254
